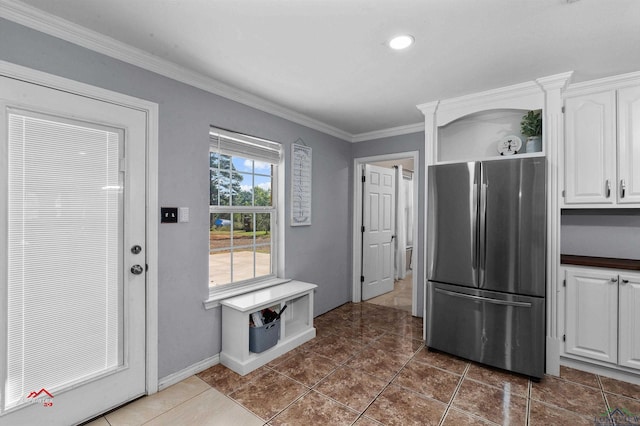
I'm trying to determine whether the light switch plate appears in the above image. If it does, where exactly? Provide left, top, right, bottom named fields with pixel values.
left=179, top=207, right=189, bottom=223
left=161, top=207, right=178, bottom=223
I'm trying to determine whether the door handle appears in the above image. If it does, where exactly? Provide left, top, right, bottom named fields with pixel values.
left=621, top=279, right=629, bottom=284
left=472, top=183, right=478, bottom=270
left=610, top=277, right=618, bottom=283
left=479, top=183, right=488, bottom=284
left=621, top=179, right=626, bottom=198
left=606, top=179, right=611, bottom=198
left=131, top=264, right=144, bottom=275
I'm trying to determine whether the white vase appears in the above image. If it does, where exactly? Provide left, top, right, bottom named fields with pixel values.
left=525, top=136, right=542, bottom=153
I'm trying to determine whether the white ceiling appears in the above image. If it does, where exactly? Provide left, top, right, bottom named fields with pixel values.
left=7, top=0, right=640, bottom=140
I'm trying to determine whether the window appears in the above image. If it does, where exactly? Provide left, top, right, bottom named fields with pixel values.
left=209, top=128, right=281, bottom=291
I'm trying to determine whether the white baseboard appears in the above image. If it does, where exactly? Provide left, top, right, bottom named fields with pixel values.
left=157, top=354, right=220, bottom=391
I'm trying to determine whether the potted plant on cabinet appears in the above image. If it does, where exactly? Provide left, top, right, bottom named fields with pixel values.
left=521, top=109, right=542, bottom=153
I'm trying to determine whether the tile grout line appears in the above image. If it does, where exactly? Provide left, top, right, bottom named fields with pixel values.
left=525, top=378, right=532, bottom=426
left=138, top=385, right=214, bottom=425
left=437, top=361, right=470, bottom=426
left=597, top=373, right=614, bottom=424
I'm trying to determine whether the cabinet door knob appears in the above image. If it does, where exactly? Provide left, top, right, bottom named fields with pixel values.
left=622, top=279, right=629, bottom=284
left=621, top=179, right=626, bottom=198
left=611, top=277, right=618, bottom=283
left=606, top=179, right=611, bottom=198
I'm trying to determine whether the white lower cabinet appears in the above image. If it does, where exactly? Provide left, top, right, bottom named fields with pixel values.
left=619, top=273, right=640, bottom=369
left=564, top=266, right=640, bottom=370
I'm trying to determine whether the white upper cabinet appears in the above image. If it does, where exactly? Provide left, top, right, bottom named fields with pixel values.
left=564, top=91, right=616, bottom=204
left=617, top=86, right=640, bottom=204
left=564, top=81, right=640, bottom=206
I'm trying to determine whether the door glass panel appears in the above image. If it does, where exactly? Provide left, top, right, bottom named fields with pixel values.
left=4, top=111, right=123, bottom=410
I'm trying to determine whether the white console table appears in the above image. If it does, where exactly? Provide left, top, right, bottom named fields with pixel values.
left=220, top=280, right=317, bottom=375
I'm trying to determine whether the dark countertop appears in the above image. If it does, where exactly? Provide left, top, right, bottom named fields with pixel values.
left=561, top=255, right=640, bottom=271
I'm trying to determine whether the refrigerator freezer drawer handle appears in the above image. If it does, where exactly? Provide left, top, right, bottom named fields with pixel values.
left=434, top=288, right=532, bottom=308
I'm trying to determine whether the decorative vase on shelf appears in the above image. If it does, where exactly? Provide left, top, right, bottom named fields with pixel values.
left=525, top=136, right=542, bottom=153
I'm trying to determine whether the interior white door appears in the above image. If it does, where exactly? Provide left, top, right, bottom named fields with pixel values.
left=0, top=76, right=147, bottom=425
left=361, top=164, right=395, bottom=300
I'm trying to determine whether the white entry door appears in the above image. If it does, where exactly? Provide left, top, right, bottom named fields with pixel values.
left=0, top=76, right=147, bottom=425
left=361, top=164, right=395, bottom=300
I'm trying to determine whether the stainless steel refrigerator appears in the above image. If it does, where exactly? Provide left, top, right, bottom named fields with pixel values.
left=426, top=157, right=546, bottom=378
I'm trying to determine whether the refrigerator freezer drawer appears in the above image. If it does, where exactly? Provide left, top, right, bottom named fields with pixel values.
left=427, top=282, right=545, bottom=378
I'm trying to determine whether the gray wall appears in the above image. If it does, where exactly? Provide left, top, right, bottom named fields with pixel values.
left=561, top=209, right=640, bottom=260
left=0, top=19, right=352, bottom=379
left=352, top=132, right=426, bottom=316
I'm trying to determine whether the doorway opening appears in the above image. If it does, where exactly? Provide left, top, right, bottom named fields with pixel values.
left=352, top=151, right=419, bottom=316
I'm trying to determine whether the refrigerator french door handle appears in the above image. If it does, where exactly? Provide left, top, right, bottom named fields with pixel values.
left=472, top=183, right=478, bottom=270
left=434, top=288, right=533, bottom=308
left=479, top=182, right=488, bottom=287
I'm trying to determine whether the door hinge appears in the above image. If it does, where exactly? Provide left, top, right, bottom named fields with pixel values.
left=360, top=275, right=364, bottom=283
left=146, top=264, right=149, bottom=272
left=563, top=334, right=566, bottom=342
left=561, top=106, right=565, bottom=114
left=562, top=190, right=565, bottom=198
left=362, top=175, right=366, bottom=183
left=563, top=279, right=566, bottom=287
left=361, top=226, right=365, bottom=233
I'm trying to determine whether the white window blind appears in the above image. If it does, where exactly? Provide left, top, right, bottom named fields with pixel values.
left=4, top=112, right=122, bottom=410
left=210, top=128, right=282, bottom=164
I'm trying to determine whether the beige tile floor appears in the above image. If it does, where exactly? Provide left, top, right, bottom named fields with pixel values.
left=87, top=301, right=640, bottom=425
left=366, top=274, right=413, bottom=314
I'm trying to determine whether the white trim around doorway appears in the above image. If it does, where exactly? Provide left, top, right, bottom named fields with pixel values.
left=352, top=151, right=420, bottom=316
left=0, top=60, right=160, bottom=396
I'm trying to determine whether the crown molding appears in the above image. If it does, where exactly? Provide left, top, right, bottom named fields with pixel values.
left=351, top=122, right=424, bottom=143
left=434, top=80, right=544, bottom=126
left=0, top=0, right=354, bottom=142
left=536, top=71, right=574, bottom=92
left=564, top=70, right=640, bottom=97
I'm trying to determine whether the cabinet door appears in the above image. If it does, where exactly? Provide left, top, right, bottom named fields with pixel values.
left=619, top=273, right=640, bottom=369
left=565, top=268, right=618, bottom=363
left=618, top=86, right=640, bottom=204
left=565, top=92, right=616, bottom=204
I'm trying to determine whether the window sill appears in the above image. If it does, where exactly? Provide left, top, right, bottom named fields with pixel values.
left=203, top=277, right=292, bottom=310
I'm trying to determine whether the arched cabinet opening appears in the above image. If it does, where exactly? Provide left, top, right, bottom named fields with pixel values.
left=437, top=108, right=542, bottom=163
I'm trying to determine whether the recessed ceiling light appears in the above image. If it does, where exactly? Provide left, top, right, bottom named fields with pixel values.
left=389, top=35, right=414, bottom=50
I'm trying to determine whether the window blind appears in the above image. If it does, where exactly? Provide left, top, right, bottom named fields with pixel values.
left=210, top=128, right=282, bottom=164
left=5, top=112, right=121, bottom=410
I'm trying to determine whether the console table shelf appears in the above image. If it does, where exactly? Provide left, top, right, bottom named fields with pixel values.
left=220, top=280, right=317, bottom=375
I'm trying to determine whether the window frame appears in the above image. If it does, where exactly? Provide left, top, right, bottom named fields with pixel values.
left=206, top=129, right=284, bottom=305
